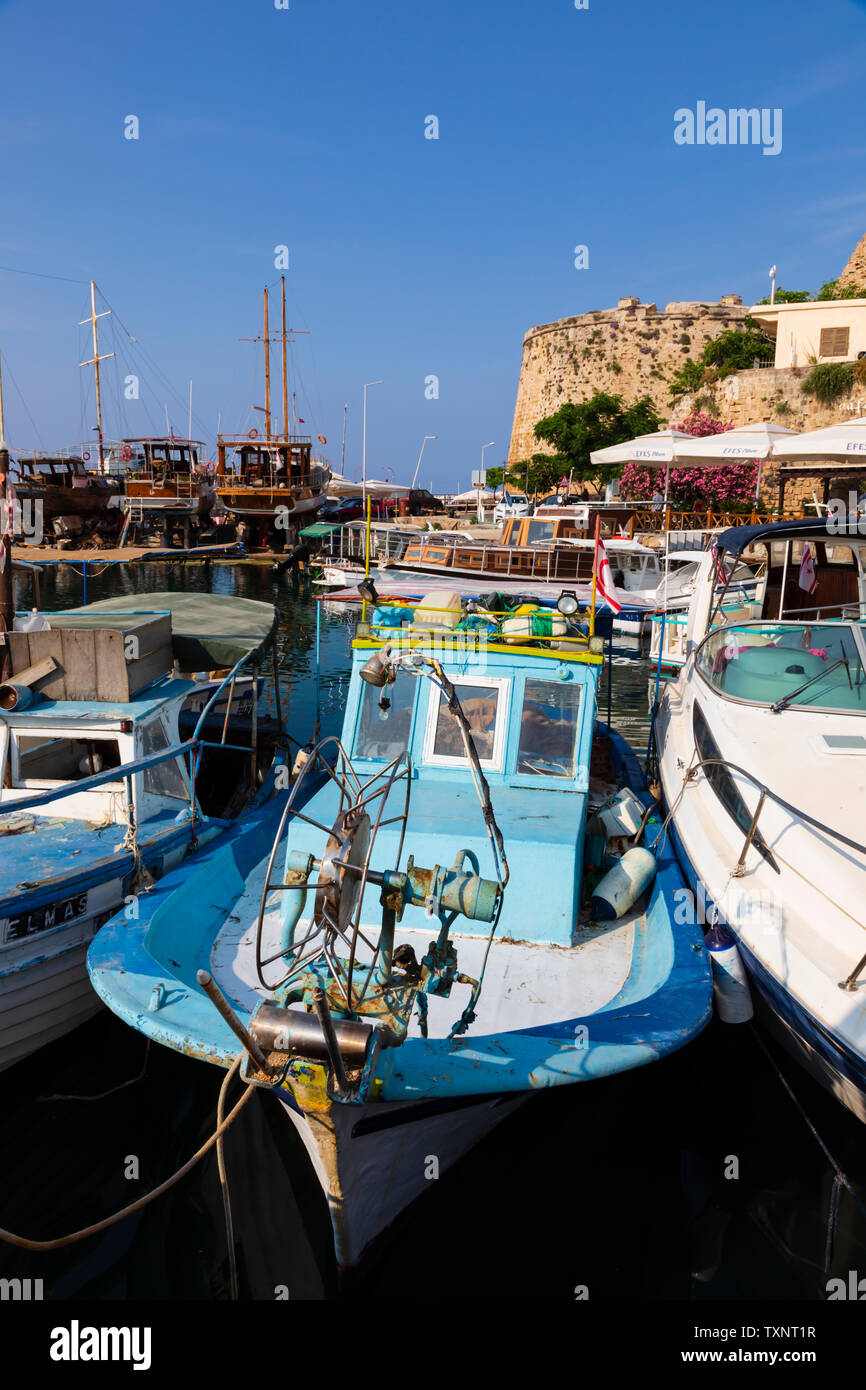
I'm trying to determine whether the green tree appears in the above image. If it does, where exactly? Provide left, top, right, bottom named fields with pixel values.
left=755, top=288, right=811, bottom=303
left=670, top=315, right=775, bottom=400
left=484, top=465, right=505, bottom=490
left=531, top=393, right=663, bottom=488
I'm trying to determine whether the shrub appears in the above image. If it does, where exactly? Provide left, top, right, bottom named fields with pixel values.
left=800, top=363, right=855, bottom=403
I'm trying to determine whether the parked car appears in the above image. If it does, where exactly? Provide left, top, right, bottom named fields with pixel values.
left=320, top=497, right=365, bottom=522
left=407, top=488, right=441, bottom=515
left=493, top=492, right=531, bottom=523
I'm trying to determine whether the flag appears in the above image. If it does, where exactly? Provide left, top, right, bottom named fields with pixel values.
left=798, top=544, right=817, bottom=595
left=594, top=536, right=622, bottom=613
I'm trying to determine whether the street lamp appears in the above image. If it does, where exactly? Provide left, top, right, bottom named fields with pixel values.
left=478, top=441, right=495, bottom=521
left=412, top=435, right=437, bottom=490
left=362, top=380, right=382, bottom=508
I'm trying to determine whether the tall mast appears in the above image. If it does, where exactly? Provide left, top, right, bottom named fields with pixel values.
left=79, top=282, right=114, bottom=474
left=0, top=349, right=5, bottom=443
left=281, top=276, right=289, bottom=442
left=263, top=287, right=272, bottom=440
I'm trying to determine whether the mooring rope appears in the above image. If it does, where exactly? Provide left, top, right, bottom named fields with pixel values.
left=0, top=1054, right=251, bottom=1253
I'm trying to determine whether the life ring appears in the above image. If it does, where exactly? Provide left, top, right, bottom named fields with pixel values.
left=317, top=434, right=326, bottom=445
left=248, top=429, right=258, bottom=439
left=205, top=461, right=216, bottom=476
left=121, top=444, right=132, bottom=462
left=82, top=451, right=90, bottom=461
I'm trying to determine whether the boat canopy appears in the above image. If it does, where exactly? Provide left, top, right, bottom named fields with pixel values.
left=715, top=516, right=865, bottom=559
left=50, top=592, right=279, bottom=670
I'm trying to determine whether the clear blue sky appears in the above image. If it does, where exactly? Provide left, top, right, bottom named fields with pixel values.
left=1, top=0, right=865, bottom=489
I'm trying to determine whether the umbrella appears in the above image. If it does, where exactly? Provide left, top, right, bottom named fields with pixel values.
left=673, top=420, right=800, bottom=500
left=768, top=416, right=866, bottom=463
left=589, top=428, right=692, bottom=468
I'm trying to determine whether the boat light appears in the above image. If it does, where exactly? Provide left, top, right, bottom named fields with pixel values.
left=557, top=590, right=579, bottom=617
left=359, top=644, right=396, bottom=688
left=588, top=635, right=605, bottom=655
left=357, top=576, right=380, bottom=605
left=120, top=719, right=133, bottom=733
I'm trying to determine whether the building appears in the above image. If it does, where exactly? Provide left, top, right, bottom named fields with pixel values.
left=749, top=298, right=866, bottom=370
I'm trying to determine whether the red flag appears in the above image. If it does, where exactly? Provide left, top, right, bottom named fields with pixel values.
left=798, top=545, right=817, bottom=596
left=594, top=537, right=622, bottom=613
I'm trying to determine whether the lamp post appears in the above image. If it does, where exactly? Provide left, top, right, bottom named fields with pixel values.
left=412, top=434, right=437, bottom=490
left=362, top=380, right=382, bottom=509
left=478, top=441, right=494, bottom=521
left=769, top=264, right=777, bottom=306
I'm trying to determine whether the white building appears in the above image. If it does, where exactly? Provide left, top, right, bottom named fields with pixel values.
left=750, top=298, right=866, bottom=370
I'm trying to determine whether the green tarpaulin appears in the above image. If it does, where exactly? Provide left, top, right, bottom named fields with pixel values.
left=51, top=592, right=278, bottom=671
left=299, top=522, right=341, bottom=538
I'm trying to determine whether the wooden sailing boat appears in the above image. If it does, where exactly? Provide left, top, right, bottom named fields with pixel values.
left=215, top=279, right=330, bottom=546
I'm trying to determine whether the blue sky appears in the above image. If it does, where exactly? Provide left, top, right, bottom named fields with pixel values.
left=1, top=0, right=865, bottom=488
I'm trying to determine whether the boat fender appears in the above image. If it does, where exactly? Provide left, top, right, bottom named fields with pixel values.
left=591, top=846, right=657, bottom=920
left=705, top=923, right=753, bottom=1023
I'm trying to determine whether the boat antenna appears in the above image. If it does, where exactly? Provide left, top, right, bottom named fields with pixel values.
left=79, top=281, right=114, bottom=475
left=263, top=286, right=271, bottom=440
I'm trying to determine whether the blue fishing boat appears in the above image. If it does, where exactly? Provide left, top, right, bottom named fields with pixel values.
left=0, top=592, right=289, bottom=1071
left=88, top=592, right=711, bottom=1268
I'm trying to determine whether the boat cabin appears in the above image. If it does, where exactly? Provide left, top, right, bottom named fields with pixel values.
left=281, top=603, right=605, bottom=949
left=682, top=518, right=866, bottom=707
left=12, top=455, right=95, bottom=488
left=216, top=435, right=313, bottom=490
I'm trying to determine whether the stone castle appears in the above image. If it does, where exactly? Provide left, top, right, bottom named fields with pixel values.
left=508, top=237, right=866, bottom=482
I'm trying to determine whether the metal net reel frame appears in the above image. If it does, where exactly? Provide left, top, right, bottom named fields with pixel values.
left=254, top=734, right=411, bottom=1014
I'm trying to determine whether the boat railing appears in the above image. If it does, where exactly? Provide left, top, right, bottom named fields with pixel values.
left=682, top=753, right=866, bottom=989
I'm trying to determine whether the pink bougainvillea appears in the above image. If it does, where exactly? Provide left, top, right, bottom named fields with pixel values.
left=620, top=411, right=759, bottom=508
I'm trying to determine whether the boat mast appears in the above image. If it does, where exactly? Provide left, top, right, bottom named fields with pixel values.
left=263, top=287, right=272, bottom=440
left=281, top=275, right=289, bottom=442
left=0, top=349, right=5, bottom=443
left=79, top=282, right=114, bottom=475
left=0, top=353, right=12, bottom=676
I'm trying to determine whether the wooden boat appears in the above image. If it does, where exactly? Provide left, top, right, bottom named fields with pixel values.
left=215, top=281, right=329, bottom=546
left=0, top=593, right=288, bottom=1072
left=89, top=591, right=712, bottom=1269
left=117, top=437, right=216, bottom=528
left=11, top=454, right=120, bottom=529
left=654, top=516, right=866, bottom=1121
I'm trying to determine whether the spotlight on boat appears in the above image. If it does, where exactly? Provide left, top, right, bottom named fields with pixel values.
left=556, top=590, right=579, bottom=617
left=359, top=644, right=395, bottom=688
left=357, top=576, right=380, bottom=605
left=588, top=635, right=605, bottom=654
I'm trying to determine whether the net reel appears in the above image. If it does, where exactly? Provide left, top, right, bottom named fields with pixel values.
left=252, top=734, right=503, bottom=1073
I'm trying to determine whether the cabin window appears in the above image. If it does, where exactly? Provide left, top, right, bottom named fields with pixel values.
left=423, top=677, right=508, bottom=770
left=355, top=669, right=416, bottom=761
left=516, top=679, right=583, bottom=777
left=525, top=521, right=555, bottom=546
left=140, top=719, right=188, bottom=802
left=12, top=733, right=122, bottom=787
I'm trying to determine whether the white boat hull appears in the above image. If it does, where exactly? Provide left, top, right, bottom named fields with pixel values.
left=280, top=1089, right=526, bottom=1269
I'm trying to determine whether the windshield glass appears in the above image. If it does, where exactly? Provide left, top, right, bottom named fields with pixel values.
left=696, top=622, right=866, bottom=712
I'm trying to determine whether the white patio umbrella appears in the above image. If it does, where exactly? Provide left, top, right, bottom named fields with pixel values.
left=590, top=428, right=697, bottom=515
left=673, top=420, right=800, bottom=500
left=768, top=416, right=866, bottom=462
left=589, top=428, right=692, bottom=469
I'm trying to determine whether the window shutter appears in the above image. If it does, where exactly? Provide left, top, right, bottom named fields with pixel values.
left=819, top=326, right=850, bottom=357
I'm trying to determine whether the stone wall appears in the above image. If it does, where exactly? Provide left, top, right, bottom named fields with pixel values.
left=672, top=367, right=866, bottom=507
left=508, top=294, right=748, bottom=464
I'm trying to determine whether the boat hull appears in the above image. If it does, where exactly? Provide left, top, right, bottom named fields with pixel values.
left=281, top=1088, right=526, bottom=1268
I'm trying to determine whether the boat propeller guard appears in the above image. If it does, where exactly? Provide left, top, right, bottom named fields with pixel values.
left=250, top=735, right=504, bottom=1096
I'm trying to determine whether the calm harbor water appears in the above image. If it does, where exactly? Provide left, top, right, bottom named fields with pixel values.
left=1, top=560, right=865, bottom=1301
